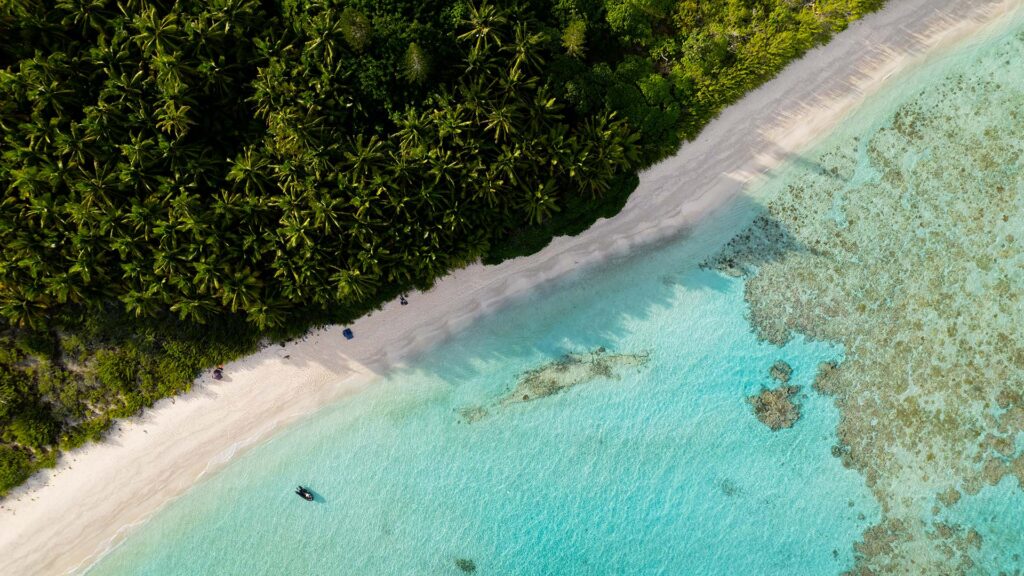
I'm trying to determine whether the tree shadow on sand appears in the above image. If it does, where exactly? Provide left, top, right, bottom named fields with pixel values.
left=380, top=193, right=815, bottom=414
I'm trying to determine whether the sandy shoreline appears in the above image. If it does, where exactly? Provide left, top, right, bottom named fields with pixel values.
left=1, top=0, right=1020, bottom=573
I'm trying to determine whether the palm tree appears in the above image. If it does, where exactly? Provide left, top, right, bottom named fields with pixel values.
left=155, top=99, right=193, bottom=138
left=342, top=135, right=386, bottom=183
left=218, top=268, right=262, bottom=313
left=131, top=7, right=182, bottom=58
left=395, top=108, right=430, bottom=150
left=506, top=21, right=545, bottom=80
left=245, top=301, right=286, bottom=330
left=118, top=132, right=156, bottom=168
left=227, top=147, right=271, bottom=195
left=58, top=0, right=115, bottom=36
left=484, top=101, right=518, bottom=142
left=457, top=2, right=507, bottom=52
left=120, top=285, right=162, bottom=318
left=0, top=286, right=48, bottom=329
left=43, top=271, right=86, bottom=305
left=305, top=11, right=345, bottom=65
left=169, top=294, right=217, bottom=323
left=278, top=210, right=314, bottom=250
left=331, top=267, right=377, bottom=302
left=520, top=179, right=560, bottom=224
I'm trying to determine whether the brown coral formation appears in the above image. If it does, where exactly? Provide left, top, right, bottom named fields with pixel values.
left=770, top=360, right=793, bottom=383
left=711, top=30, right=1024, bottom=575
left=748, top=385, right=801, bottom=430
left=846, top=519, right=983, bottom=575
left=499, top=348, right=649, bottom=405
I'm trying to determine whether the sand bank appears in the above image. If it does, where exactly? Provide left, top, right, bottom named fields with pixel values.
left=1, top=0, right=1019, bottom=573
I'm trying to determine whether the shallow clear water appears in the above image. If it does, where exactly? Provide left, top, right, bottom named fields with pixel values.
left=87, top=11, right=1024, bottom=576
left=86, top=240, right=875, bottom=575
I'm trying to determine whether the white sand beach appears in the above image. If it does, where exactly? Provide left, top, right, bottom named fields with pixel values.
left=1, top=0, right=1020, bottom=573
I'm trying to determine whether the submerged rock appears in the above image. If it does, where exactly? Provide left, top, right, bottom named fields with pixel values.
left=455, top=558, right=476, bottom=573
left=719, top=478, right=740, bottom=497
left=457, top=348, right=649, bottom=422
left=769, top=360, right=793, bottom=383
left=500, top=348, right=649, bottom=405
left=748, top=386, right=801, bottom=431
left=458, top=406, right=488, bottom=424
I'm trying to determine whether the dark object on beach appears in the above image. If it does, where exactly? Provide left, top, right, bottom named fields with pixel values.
left=399, top=294, right=408, bottom=306
left=212, top=365, right=223, bottom=380
left=343, top=328, right=354, bottom=340
left=295, top=486, right=314, bottom=501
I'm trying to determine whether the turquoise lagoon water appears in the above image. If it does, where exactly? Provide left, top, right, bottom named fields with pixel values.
left=86, top=10, right=1024, bottom=576
left=85, top=233, right=876, bottom=575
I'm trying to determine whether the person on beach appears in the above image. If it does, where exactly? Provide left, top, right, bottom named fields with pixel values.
left=213, top=364, right=224, bottom=380
left=400, top=294, right=408, bottom=306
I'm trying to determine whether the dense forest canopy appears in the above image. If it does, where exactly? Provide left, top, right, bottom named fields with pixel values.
left=0, top=0, right=883, bottom=494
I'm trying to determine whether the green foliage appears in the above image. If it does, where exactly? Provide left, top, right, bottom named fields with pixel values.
left=93, top=348, right=142, bottom=395
left=0, top=383, right=15, bottom=422
left=0, top=445, right=31, bottom=497
left=340, top=7, right=373, bottom=52
left=403, top=42, right=430, bottom=84
left=7, top=409, right=58, bottom=449
left=0, top=0, right=885, bottom=495
left=0, top=0, right=639, bottom=333
left=485, top=171, right=640, bottom=263
left=605, top=0, right=674, bottom=46
left=562, top=18, right=587, bottom=57
left=15, top=330, right=57, bottom=360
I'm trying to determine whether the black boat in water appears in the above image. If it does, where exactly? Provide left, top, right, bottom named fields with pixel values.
left=295, top=486, right=314, bottom=501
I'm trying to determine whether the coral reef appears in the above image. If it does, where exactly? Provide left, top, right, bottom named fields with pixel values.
left=455, top=558, right=477, bottom=573
left=748, top=385, right=801, bottom=430
left=712, top=27, right=1024, bottom=574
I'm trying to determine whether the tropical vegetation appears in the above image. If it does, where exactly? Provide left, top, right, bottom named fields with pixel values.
left=0, top=0, right=884, bottom=495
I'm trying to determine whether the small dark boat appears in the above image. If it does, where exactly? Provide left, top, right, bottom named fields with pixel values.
left=295, top=486, right=314, bottom=501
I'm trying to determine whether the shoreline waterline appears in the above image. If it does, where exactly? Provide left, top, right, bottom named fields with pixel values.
left=1, top=0, right=1021, bottom=574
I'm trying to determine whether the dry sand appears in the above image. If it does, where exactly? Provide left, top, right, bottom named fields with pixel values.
left=1, top=0, right=1020, bottom=573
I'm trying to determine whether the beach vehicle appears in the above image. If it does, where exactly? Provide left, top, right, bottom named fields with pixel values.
left=295, top=486, right=314, bottom=501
